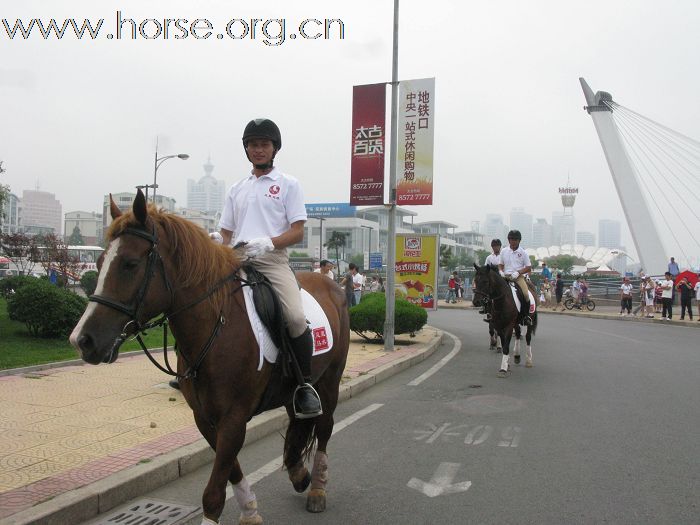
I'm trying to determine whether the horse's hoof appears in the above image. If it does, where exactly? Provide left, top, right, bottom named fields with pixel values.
left=292, top=471, right=311, bottom=493
left=489, top=345, right=496, bottom=351
left=497, top=369, right=509, bottom=378
left=306, top=488, right=327, bottom=513
left=526, top=359, right=533, bottom=368
left=514, top=355, right=521, bottom=365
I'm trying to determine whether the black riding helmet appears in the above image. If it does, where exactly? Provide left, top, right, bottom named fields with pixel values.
left=507, top=230, right=522, bottom=241
left=242, top=118, right=281, bottom=169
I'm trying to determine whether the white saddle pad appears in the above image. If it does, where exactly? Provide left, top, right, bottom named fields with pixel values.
left=508, top=283, right=536, bottom=314
left=240, top=273, right=334, bottom=371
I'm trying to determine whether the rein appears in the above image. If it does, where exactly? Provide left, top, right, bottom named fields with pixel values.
left=89, top=225, right=252, bottom=380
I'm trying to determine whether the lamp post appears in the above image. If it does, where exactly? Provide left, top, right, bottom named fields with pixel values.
left=152, top=151, right=189, bottom=203
left=318, top=218, right=326, bottom=262
left=360, top=225, right=373, bottom=269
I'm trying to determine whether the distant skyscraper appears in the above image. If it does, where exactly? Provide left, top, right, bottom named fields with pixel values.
left=509, top=207, right=533, bottom=247
left=187, top=156, right=226, bottom=215
left=484, top=214, right=507, bottom=245
left=21, top=190, right=62, bottom=235
left=576, top=231, right=596, bottom=246
left=598, top=219, right=621, bottom=249
left=552, top=211, right=575, bottom=245
left=532, top=218, right=552, bottom=247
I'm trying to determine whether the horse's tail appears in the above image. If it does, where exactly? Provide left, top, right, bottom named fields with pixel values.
left=530, top=310, right=538, bottom=336
left=283, top=418, right=318, bottom=467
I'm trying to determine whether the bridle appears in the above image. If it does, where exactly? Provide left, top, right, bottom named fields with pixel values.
left=88, top=223, right=244, bottom=379
left=472, top=271, right=505, bottom=307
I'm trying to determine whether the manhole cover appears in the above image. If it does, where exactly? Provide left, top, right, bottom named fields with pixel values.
left=94, top=498, right=199, bottom=525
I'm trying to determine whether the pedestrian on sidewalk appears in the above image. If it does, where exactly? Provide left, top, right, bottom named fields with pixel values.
left=620, top=276, right=633, bottom=315
left=660, top=272, right=674, bottom=320
left=554, top=272, right=565, bottom=311
left=676, top=276, right=694, bottom=320
left=445, top=273, right=457, bottom=304
left=643, top=276, right=655, bottom=318
left=341, top=263, right=358, bottom=307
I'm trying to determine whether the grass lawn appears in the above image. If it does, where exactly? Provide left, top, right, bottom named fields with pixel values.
left=0, top=298, right=169, bottom=370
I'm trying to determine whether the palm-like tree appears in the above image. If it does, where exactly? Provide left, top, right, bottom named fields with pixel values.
left=324, top=231, right=347, bottom=279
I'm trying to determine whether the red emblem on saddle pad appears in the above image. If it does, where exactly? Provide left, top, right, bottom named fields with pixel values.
left=312, top=327, right=329, bottom=354
left=269, top=184, right=280, bottom=195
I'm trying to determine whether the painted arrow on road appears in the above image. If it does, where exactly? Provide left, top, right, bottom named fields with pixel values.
left=407, top=462, right=472, bottom=497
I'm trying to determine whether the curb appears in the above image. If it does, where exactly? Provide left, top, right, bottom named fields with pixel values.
left=4, top=330, right=445, bottom=525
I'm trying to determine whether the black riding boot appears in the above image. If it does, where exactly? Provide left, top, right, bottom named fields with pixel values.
left=521, top=301, right=532, bottom=325
left=289, top=328, right=323, bottom=419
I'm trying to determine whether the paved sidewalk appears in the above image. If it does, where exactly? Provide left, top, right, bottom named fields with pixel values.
left=0, top=328, right=443, bottom=525
left=439, top=299, right=700, bottom=327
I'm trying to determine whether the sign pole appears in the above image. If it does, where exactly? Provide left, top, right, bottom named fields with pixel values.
left=384, top=0, right=399, bottom=351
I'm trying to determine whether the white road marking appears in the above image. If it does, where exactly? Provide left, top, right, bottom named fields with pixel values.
left=464, top=425, right=492, bottom=445
left=498, top=426, right=521, bottom=448
left=407, top=462, right=472, bottom=498
left=407, top=331, right=461, bottom=386
left=225, top=403, right=384, bottom=499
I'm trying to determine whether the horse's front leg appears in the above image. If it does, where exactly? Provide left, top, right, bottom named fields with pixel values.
left=513, top=326, right=522, bottom=364
left=498, top=327, right=512, bottom=377
left=525, top=326, right=534, bottom=368
left=201, top=415, right=260, bottom=525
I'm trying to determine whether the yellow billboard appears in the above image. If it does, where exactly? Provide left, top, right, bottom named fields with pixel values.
left=394, top=234, right=439, bottom=310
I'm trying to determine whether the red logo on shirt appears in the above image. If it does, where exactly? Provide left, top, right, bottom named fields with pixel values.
left=269, top=185, right=280, bottom=195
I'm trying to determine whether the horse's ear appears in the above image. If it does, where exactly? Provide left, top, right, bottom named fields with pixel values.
left=473, top=263, right=480, bottom=271
left=109, top=194, right=122, bottom=220
left=133, top=189, right=147, bottom=226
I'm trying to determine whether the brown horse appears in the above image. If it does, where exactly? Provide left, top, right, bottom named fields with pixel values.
left=69, top=191, right=350, bottom=524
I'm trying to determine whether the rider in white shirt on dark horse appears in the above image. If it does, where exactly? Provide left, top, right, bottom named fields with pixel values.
left=498, top=230, right=533, bottom=326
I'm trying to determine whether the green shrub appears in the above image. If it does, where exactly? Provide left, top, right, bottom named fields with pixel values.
left=80, top=270, right=98, bottom=296
left=0, top=275, right=35, bottom=299
left=349, top=292, right=428, bottom=341
left=7, top=279, right=87, bottom=338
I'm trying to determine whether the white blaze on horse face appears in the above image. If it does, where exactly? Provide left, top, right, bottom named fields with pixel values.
left=69, top=239, right=122, bottom=350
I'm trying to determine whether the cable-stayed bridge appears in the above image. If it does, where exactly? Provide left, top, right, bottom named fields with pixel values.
left=581, top=78, right=699, bottom=274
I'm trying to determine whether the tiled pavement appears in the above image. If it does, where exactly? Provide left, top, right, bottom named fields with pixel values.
left=0, top=329, right=440, bottom=522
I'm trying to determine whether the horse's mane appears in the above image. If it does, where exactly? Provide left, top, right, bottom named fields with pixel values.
left=107, top=205, right=241, bottom=313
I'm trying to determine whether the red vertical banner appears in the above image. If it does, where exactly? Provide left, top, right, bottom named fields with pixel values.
left=350, top=83, right=386, bottom=205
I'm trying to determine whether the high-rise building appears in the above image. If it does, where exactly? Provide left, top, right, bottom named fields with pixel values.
left=552, top=211, right=575, bottom=245
left=1, top=192, right=21, bottom=234
left=532, top=218, right=552, bottom=247
left=21, top=190, right=62, bottom=235
left=598, top=219, right=621, bottom=249
left=187, top=157, right=226, bottom=215
left=510, top=207, right=533, bottom=247
left=484, top=214, right=508, bottom=247
left=576, top=231, right=596, bottom=247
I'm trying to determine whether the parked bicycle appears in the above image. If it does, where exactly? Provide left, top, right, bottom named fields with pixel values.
left=564, top=295, right=596, bottom=311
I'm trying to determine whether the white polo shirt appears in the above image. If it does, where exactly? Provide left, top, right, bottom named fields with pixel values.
left=485, top=253, right=501, bottom=267
left=219, top=168, right=307, bottom=246
left=499, top=246, right=530, bottom=274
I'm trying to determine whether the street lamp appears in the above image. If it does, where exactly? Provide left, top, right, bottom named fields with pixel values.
left=152, top=151, right=189, bottom=203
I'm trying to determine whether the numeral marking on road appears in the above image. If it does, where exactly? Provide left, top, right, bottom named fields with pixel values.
left=413, top=423, right=522, bottom=447
left=498, top=426, right=521, bottom=448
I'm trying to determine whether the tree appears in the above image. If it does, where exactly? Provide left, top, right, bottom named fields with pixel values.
left=324, top=231, right=347, bottom=272
left=474, top=249, right=490, bottom=266
left=439, top=245, right=456, bottom=269
left=35, top=233, right=86, bottom=288
left=0, top=232, right=40, bottom=275
left=0, top=161, right=9, bottom=219
left=544, top=254, right=584, bottom=275
left=457, top=252, right=475, bottom=269
left=529, top=255, right=538, bottom=268
left=67, top=225, right=85, bottom=246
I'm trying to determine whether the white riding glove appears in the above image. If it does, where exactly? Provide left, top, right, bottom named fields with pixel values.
left=499, top=270, right=505, bottom=277
left=510, top=271, right=520, bottom=280
left=209, top=232, right=223, bottom=244
left=244, top=237, right=275, bottom=258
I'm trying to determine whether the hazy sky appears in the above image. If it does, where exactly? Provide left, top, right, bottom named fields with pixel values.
left=2, top=0, right=699, bottom=260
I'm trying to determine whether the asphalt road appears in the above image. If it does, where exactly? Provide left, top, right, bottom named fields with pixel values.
left=92, top=310, right=699, bottom=525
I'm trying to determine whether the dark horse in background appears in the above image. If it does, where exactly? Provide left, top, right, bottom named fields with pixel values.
left=69, top=191, right=350, bottom=525
left=472, top=263, right=538, bottom=377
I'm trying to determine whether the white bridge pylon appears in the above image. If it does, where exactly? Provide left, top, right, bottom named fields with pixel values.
left=580, top=78, right=668, bottom=275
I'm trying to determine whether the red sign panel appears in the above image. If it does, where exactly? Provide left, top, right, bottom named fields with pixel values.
left=350, top=83, right=386, bottom=205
